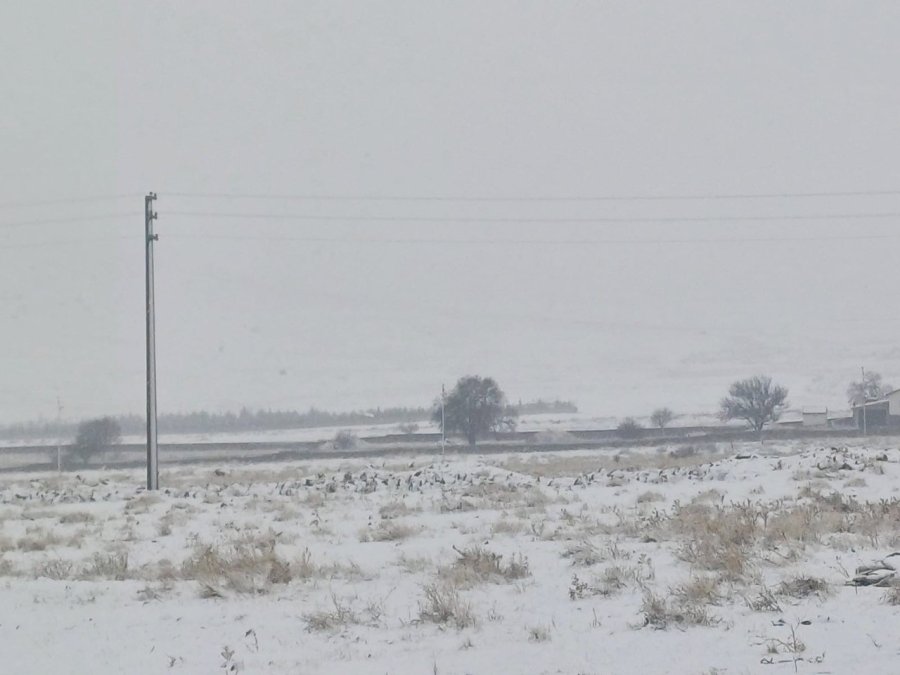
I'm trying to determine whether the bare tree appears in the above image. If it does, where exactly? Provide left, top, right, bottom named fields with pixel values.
left=617, top=417, right=644, bottom=438
left=70, top=417, right=121, bottom=466
left=847, top=371, right=892, bottom=406
left=650, top=408, right=675, bottom=429
left=719, top=376, right=788, bottom=433
left=433, top=376, right=517, bottom=446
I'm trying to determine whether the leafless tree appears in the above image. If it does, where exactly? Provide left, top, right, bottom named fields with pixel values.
left=617, top=417, right=644, bottom=438
left=719, top=376, right=788, bottom=433
left=434, top=376, right=517, bottom=446
left=847, top=371, right=892, bottom=406
left=650, top=408, right=675, bottom=429
left=70, top=417, right=121, bottom=466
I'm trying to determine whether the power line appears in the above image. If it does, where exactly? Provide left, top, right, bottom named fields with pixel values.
left=0, top=194, right=141, bottom=210
left=1, top=210, right=894, bottom=244
left=165, top=232, right=900, bottom=246
left=0, top=235, right=140, bottom=250
left=0, top=213, right=137, bottom=230
left=165, top=210, right=900, bottom=225
left=163, top=189, right=900, bottom=203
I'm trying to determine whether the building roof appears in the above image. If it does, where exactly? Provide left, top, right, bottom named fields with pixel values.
left=852, top=399, right=890, bottom=410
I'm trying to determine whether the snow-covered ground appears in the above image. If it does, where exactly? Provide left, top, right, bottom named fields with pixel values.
left=1, top=439, right=898, bottom=674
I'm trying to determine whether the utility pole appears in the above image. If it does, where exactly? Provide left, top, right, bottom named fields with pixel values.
left=861, top=365, right=868, bottom=436
left=56, top=396, right=63, bottom=473
left=440, top=384, right=446, bottom=457
left=145, top=193, right=159, bottom=490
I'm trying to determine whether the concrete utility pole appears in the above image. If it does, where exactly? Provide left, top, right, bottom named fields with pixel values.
left=861, top=365, right=868, bottom=436
left=145, top=193, right=159, bottom=490
left=56, top=396, right=63, bottom=473
left=441, top=384, right=446, bottom=456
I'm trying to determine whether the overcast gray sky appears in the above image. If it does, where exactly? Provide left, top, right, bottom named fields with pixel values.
left=2, top=2, right=900, bottom=424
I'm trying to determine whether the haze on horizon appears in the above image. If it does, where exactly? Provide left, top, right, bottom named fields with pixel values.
left=2, top=2, right=900, bottom=425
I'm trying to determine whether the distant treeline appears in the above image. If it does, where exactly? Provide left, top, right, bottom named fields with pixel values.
left=0, top=399, right=577, bottom=441
left=513, top=399, right=578, bottom=416
left=116, top=407, right=430, bottom=435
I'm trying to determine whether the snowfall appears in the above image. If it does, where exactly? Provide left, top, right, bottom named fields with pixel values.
left=0, top=438, right=898, bottom=674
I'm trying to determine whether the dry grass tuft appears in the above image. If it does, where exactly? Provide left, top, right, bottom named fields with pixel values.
left=81, top=552, right=129, bottom=580
left=126, top=493, right=162, bottom=514
left=440, top=545, right=530, bottom=587
left=671, top=576, right=723, bottom=606
left=58, top=511, right=95, bottom=524
left=882, top=586, right=900, bottom=605
left=601, top=564, right=640, bottom=594
left=462, top=483, right=549, bottom=511
left=360, top=521, right=419, bottom=542
left=490, top=518, right=527, bottom=536
left=438, top=497, right=478, bottom=513
left=17, top=529, right=63, bottom=552
left=636, top=491, right=665, bottom=504
left=640, top=590, right=719, bottom=630
left=181, top=533, right=291, bottom=594
left=778, top=575, right=831, bottom=599
left=396, top=553, right=432, bottom=574
left=691, top=489, right=724, bottom=504
left=746, top=586, right=782, bottom=613
left=304, top=594, right=358, bottom=632
left=0, top=557, right=14, bottom=576
left=137, top=580, right=174, bottom=602
left=672, top=503, right=759, bottom=580
left=766, top=624, right=807, bottom=656
left=291, top=548, right=320, bottom=579
left=527, top=625, right=552, bottom=642
left=199, top=583, right=224, bottom=599
left=378, top=501, right=420, bottom=519
left=292, top=548, right=365, bottom=581
left=562, top=540, right=620, bottom=567
left=563, top=540, right=602, bottom=567
left=419, top=583, right=477, bottom=629
left=499, top=450, right=728, bottom=479
left=33, top=558, right=75, bottom=580
left=568, top=565, right=637, bottom=600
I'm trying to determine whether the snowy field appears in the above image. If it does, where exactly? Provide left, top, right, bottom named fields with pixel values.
left=0, top=440, right=899, bottom=674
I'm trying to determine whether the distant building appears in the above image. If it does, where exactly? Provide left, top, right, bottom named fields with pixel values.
left=775, top=410, right=802, bottom=428
left=827, top=409, right=855, bottom=428
left=775, top=407, right=830, bottom=429
left=801, top=408, right=828, bottom=428
left=852, top=389, right=900, bottom=429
